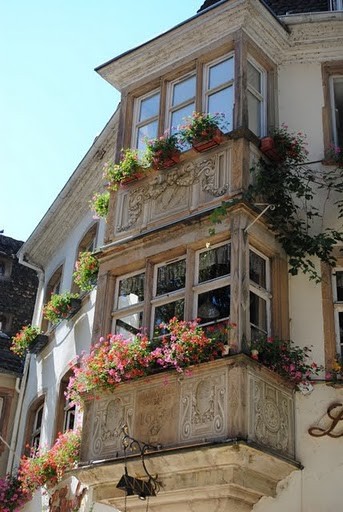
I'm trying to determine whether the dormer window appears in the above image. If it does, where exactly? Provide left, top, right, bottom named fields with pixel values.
left=330, top=0, right=343, bottom=11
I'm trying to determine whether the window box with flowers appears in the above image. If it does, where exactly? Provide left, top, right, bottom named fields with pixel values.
left=18, top=430, right=81, bottom=496
left=180, top=112, right=226, bottom=153
left=260, top=125, right=308, bottom=164
left=43, top=292, right=81, bottom=325
left=103, top=148, right=148, bottom=190
left=11, top=325, right=48, bottom=357
left=67, top=317, right=233, bottom=405
left=145, top=132, right=181, bottom=170
left=322, top=144, right=343, bottom=167
left=73, top=251, right=99, bottom=292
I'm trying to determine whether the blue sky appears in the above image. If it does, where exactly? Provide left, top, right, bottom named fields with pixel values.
left=1, top=1, right=201, bottom=241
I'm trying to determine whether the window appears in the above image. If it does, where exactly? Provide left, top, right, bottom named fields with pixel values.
left=112, top=242, right=231, bottom=338
left=31, top=403, right=44, bottom=453
left=333, top=269, right=343, bottom=356
left=247, top=59, right=266, bottom=137
left=249, top=248, right=271, bottom=339
left=204, top=54, right=234, bottom=132
left=72, top=224, right=98, bottom=294
left=330, top=76, right=343, bottom=147
left=0, top=389, right=14, bottom=455
left=0, top=258, right=12, bottom=279
left=330, top=0, right=343, bottom=10
left=42, top=266, right=63, bottom=330
left=133, top=90, right=160, bottom=151
left=167, top=74, right=196, bottom=133
left=131, top=50, right=269, bottom=149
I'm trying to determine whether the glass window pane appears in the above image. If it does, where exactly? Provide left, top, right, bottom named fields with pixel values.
left=339, top=312, right=343, bottom=350
left=249, top=251, right=266, bottom=288
left=197, top=286, right=230, bottom=323
left=250, top=292, right=267, bottom=333
left=198, top=244, right=230, bottom=283
left=115, top=312, right=143, bottom=338
left=248, top=91, right=261, bottom=136
left=156, top=260, right=186, bottom=296
left=117, top=273, right=145, bottom=309
left=139, top=93, right=160, bottom=122
left=247, top=62, right=261, bottom=93
left=208, top=57, right=234, bottom=89
left=336, top=271, right=343, bottom=301
left=35, top=406, right=43, bottom=430
left=171, top=103, right=195, bottom=133
left=333, top=78, right=343, bottom=146
left=207, top=87, right=233, bottom=132
left=136, top=121, right=158, bottom=151
left=173, top=76, right=196, bottom=106
left=154, top=299, right=185, bottom=328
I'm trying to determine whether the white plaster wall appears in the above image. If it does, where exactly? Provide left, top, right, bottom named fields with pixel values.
left=253, top=384, right=343, bottom=512
left=278, top=63, right=324, bottom=162
left=14, top=213, right=105, bottom=471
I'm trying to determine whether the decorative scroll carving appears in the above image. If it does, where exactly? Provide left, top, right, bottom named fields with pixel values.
left=308, top=402, right=343, bottom=437
left=250, top=374, right=293, bottom=455
left=116, top=151, right=230, bottom=233
left=180, top=371, right=226, bottom=441
left=89, top=394, right=134, bottom=460
left=136, top=386, right=177, bottom=442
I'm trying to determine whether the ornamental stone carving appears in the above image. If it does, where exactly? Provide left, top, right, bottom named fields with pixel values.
left=115, top=146, right=231, bottom=234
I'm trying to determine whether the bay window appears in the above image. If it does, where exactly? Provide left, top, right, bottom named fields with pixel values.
left=131, top=50, right=269, bottom=149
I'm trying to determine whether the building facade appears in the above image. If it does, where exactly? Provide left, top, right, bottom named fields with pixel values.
left=13, top=1, right=343, bottom=511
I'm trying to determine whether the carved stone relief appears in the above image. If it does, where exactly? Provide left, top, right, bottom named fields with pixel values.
left=88, top=393, right=134, bottom=461
left=249, top=372, right=294, bottom=457
left=180, top=370, right=227, bottom=442
left=115, top=147, right=231, bottom=234
left=134, top=383, right=179, bottom=446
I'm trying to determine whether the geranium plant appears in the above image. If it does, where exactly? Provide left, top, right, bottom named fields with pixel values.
left=11, top=325, right=43, bottom=357
left=73, top=252, right=99, bottom=292
left=89, top=191, right=110, bottom=219
left=323, top=143, right=343, bottom=167
left=103, top=149, right=146, bottom=191
left=43, top=292, right=80, bottom=324
left=67, top=318, right=233, bottom=405
left=260, top=124, right=308, bottom=164
left=145, top=132, right=181, bottom=169
left=0, top=474, right=31, bottom=511
left=250, top=336, right=322, bottom=388
left=179, top=112, right=227, bottom=145
left=18, top=430, right=81, bottom=494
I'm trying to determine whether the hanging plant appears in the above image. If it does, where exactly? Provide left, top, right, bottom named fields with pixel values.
left=73, top=251, right=99, bottom=292
left=210, top=125, right=343, bottom=282
left=11, top=325, right=43, bottom=357
left=89, top=191, right=110, bottom=219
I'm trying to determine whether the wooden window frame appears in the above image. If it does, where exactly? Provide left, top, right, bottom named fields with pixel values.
left=322, top=61, right=343, bottom=151
left=165, top=72, right=197, bottom=133
left=249, top=246, right=271, bottom=339
left=0, top=388, right=14, bottom=455
left=23, top=396, right=45, bottom=455
left=131, top=88, right=161, bottom=150
left=247, top=56, right=267, bottom=137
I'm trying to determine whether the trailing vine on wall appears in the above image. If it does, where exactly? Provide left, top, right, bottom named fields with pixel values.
left=210, top=125, right=343, bottom=282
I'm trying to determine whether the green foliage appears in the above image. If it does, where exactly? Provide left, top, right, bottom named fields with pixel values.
left=210, top=126, right=343, bottom=282
left=11, top=325, right=42, bottom=357
left=73, top=252, right=99, bottom=292
left=89, top=191, right=110, bottom=219
left=103, top=148, right=146, bottom=190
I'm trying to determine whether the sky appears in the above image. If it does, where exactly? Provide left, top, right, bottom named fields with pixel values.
left=1, top=0, right=202, bottom=242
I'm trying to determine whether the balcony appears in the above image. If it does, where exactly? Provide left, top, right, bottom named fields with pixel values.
left=77, top=355, right=299, bottom=510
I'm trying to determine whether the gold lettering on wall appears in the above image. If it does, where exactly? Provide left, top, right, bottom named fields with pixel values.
left=308, top=402, right=343, bottom=438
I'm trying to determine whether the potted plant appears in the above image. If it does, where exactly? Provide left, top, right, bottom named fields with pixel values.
left=43, top=292, right=81, bottom=325
left=73, top=251, right=99, bottom=292
left=180, top=112, right=226, bottom=152
left=11, top=325, right=48, bottom=357
left=260, top=124, right=308, bottom=164
left=322, top=143, right=343, bottom=167
left=145, top=132, right=181, bottom=169
left=103, top=149, right=147, bottom=190
left=18, top=430, right=81, bottom=494
left=89, top=190, right=110, bottom=219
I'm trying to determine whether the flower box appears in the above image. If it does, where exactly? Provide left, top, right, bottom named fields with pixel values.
left=192, top=129, right=224, bottom=152
left=28, top=334, right=49, bottom=354
left=119, top=171, right=147, bottom=187
left=260, top=136, right=283, bottom=162
left=151, top=151, right=181, bottom=170
left=65, top=298, right=82, bottom=319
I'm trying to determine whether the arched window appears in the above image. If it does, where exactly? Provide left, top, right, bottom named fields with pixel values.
left=23, top=397, right=45, bottom=455
left=72, top=223, right=98, bottom=294
left=55, top=370, right=76, bottom=438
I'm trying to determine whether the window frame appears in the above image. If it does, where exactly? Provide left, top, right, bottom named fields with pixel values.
left=111, top=268, right=146, bottom=336
left=332, top=268, right=343, bottom=356
left=165, top=72, right=197, bottom=133
left=247, top=56, right=267, bottom=137
left=330, top=0, right=343, bottom=11
left=329, top=75, right=343, bottom=147
left=249, top=246, right=271, bottom=339
left=322, top=62, right=343, bottom=153
left=131, top=88, right=161, bottom=151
